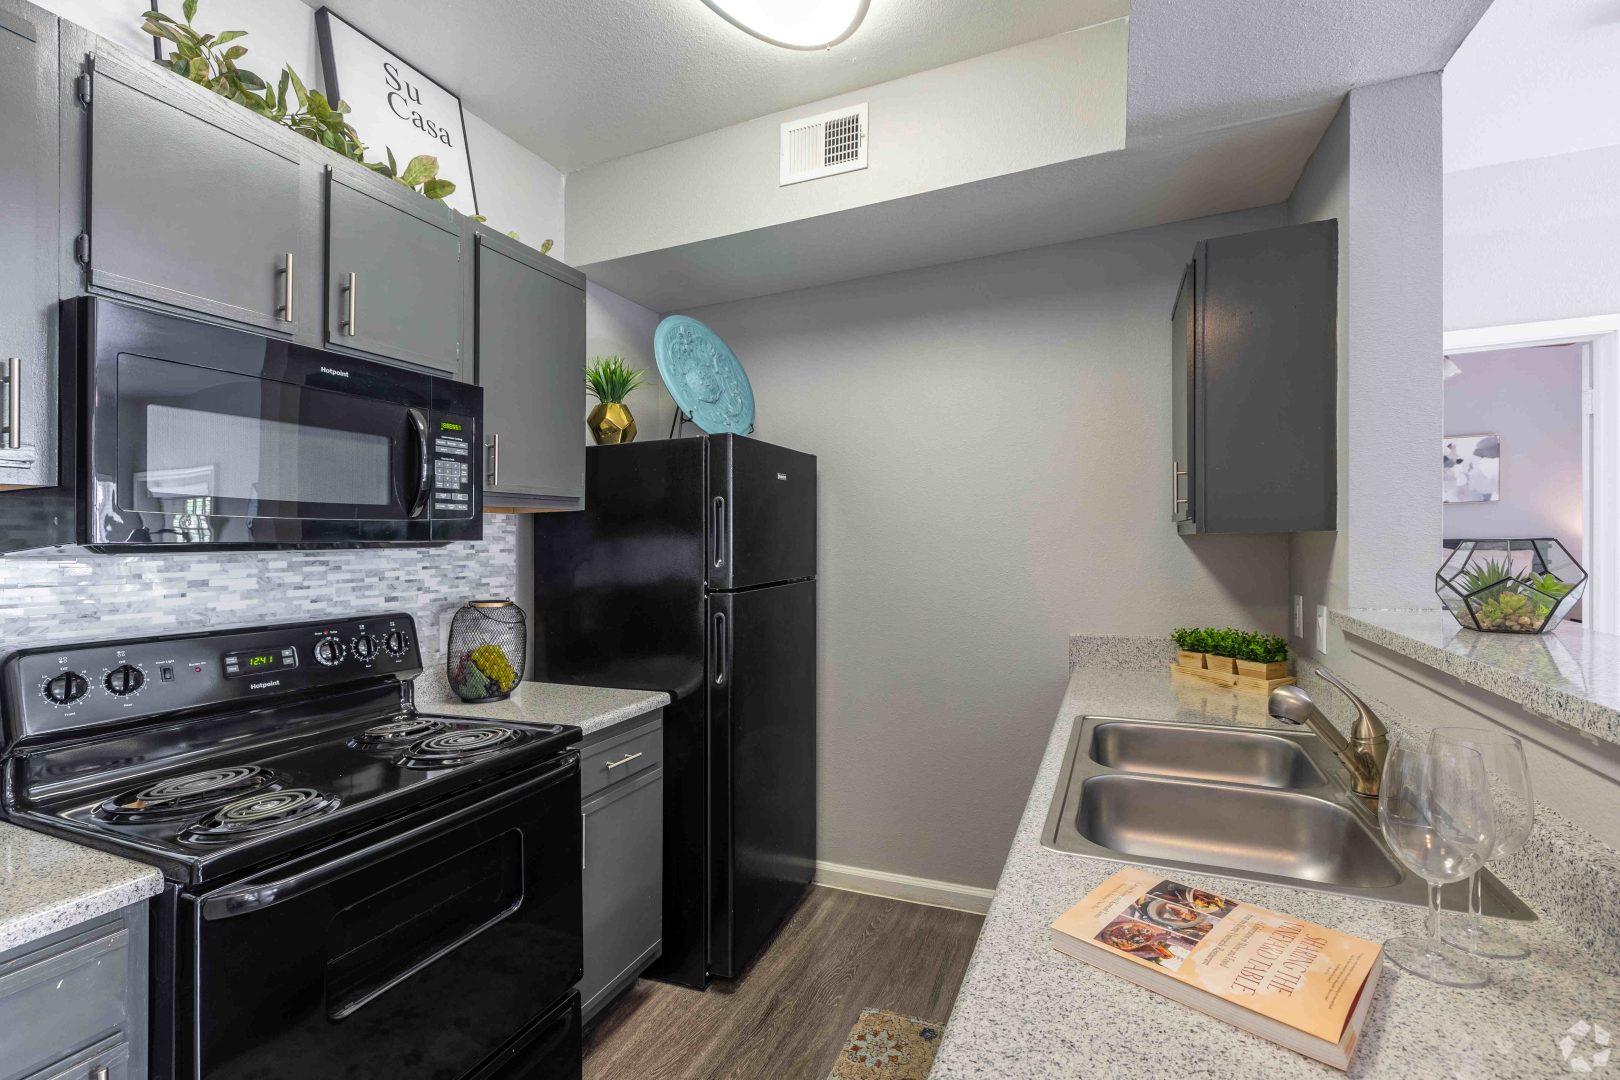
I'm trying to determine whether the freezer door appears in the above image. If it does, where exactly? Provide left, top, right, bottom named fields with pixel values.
left=707, top=435, right=817, bottom=591
left=707, top=580, right=817, bottom=979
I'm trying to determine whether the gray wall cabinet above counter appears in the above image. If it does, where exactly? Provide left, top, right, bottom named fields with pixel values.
left=1171, top=219, right=1338, bottom=534
left=0, top=0, right=59, bottom=491
left=473, top=227, right=586, bottom=511
left=0, top=14, right=588, bottom=511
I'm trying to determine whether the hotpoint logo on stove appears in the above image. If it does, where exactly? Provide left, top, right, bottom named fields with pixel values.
left=319, top=366, right=350, bottom=378
left=248, top=679, right=282, bottom=690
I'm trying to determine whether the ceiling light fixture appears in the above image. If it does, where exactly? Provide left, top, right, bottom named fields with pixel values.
left=699, top=0, right=870, bottom=50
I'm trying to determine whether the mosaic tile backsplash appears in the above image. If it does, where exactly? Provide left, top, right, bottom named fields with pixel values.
left=0, top=515, right=520, bottom=672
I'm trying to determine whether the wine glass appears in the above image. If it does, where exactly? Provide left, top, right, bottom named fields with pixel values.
left=1378, top=742, right=1496, bottom=987
left=1430, top=726, right=1534, bottom=959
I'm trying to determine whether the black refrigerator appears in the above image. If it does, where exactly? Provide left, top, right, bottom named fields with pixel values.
left=532, top=434, right=816, bottom=988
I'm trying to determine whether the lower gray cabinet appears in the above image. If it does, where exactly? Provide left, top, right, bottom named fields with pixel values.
left=0, top=903, right=148, bottom=1080
left=579, top=714, right=663, bottom=1021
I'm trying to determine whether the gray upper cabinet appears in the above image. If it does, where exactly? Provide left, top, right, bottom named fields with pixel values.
left=326, top=171, right=463, bottom=375
left=78, top=43, right=316, bottom=338
left=474, top=228, right=586, bottom=508
left=1172, top=219, right=1337, bottom=534
left=0, top=0, right=58, bottom=489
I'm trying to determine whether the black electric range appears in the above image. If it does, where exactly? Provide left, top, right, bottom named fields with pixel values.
left=1, top=614, right=582, bottom=1080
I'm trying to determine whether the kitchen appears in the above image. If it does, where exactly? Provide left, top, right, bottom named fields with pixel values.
left=0, top=1, right=1617, bottom=1079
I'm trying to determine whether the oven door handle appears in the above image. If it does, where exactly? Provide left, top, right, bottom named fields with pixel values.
left=407, top=407, right=431, bottom=519
left=200, top=752, right=578, bottom=921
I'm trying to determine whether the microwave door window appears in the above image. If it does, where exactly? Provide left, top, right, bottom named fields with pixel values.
left=117, top=354, right=409, bottom=536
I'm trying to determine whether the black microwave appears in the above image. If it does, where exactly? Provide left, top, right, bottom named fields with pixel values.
left=0, top=299, right=482, bottom=553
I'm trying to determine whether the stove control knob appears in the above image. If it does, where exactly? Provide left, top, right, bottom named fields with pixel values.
left=44, top=672, right=89, bottom=705
left=104, top=664, right=145, bottom=696
left=351, top=634, right=376, bottom=661
left=313, top=638, right=345, bottom=667
left=382, top=630, right=409, bottom=657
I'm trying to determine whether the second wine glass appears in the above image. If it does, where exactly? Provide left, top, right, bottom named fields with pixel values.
left=1430, top=726, right=1534, bottom=959
left=1377, top=742, right=1496, bottom=988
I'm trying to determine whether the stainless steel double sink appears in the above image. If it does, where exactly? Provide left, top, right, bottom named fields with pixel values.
left=1042, top=716, right=1535, bottom=920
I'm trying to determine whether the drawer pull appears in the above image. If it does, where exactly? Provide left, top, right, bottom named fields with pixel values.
left=91, top=1067, right=109, bottom=1080
left=605, top=751, right=643, bottom=770
left=278, top=252, right=294, bottom=322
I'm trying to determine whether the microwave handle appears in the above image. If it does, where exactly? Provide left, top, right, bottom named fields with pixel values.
left=201, top=753, right=578, bottom=921
left=407, top=407, right=431, bottom=518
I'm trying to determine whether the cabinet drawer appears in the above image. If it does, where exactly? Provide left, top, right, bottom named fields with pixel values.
left=580, top=720, right=662, bottom=799
left=0, top=924, right=130, bottom=1080
left=21, top=1034, right=130, bottom=1080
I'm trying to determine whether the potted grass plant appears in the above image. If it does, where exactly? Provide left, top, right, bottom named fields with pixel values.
left=584, top=355, right=646, bottom=444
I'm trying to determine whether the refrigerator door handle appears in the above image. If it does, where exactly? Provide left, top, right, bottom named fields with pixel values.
left=712, top=496, right=727, bottom=569
left=713, top=611, right=726, bottom=685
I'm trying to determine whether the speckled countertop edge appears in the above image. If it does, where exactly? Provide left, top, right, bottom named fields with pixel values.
left=928, top=654, right=1620, bottom=1080
left=1333, top=608, right=1620, bottom=747
left=413, top=678, right=668, bottom=739
left=0, top=822, right=163, bottom=953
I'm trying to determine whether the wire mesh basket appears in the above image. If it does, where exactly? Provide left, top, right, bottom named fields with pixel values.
left=446, top=599, right=527, bottom=702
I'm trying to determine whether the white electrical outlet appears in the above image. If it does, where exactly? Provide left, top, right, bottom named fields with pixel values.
left=1293, top=595, right=1304, bottom=639
left=1315, top=604, right=1329, bottom=655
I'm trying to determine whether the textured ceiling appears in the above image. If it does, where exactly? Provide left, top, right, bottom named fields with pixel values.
left=305, top=0, right=1127, bottom=171
left=1444, top=0, right=1620, bottom=173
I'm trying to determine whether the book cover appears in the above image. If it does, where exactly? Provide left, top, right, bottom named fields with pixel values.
left=1050, top=868, right=1382, bottom=1066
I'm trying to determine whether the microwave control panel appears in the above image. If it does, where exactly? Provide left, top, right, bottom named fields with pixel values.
left=430, top=416, right=475, bottom=518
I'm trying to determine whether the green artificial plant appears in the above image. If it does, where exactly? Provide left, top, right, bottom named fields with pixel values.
left=585, top=356, right=647, bottom=404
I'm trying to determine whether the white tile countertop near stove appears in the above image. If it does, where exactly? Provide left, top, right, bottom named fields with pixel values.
left=0, top=820, right=163, bottom=952
left=929, top=640, right=1620, bottom=1079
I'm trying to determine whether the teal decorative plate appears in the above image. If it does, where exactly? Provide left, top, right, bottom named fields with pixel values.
left=653, top=316, right=755, bottom=435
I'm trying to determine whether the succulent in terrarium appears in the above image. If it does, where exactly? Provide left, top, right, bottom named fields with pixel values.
left=1436, top=539, right=1586, bottom=634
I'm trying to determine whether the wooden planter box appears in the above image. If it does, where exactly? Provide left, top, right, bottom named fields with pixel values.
left=1234, top=659, right=1290, bottom=681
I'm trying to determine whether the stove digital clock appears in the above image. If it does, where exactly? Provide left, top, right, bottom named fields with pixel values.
left=222, top=646, right=299, bottom=679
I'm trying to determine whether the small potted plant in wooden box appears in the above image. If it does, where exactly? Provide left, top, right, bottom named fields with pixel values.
left=1170, top=627, right=1292, bottom=693
left=1232, top=631, right=1289, bottom=681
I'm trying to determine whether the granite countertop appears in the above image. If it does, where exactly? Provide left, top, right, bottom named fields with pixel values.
left=416, top=679, right=669, bottom=740
left=930, top=662, right=1620, bottom=1079
left=0, top=821, right=163, bottom=953
left=1333, top=608, right=1620, bottom=747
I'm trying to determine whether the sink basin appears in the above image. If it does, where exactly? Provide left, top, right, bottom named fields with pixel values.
left=1088, top=720, right=1326, bottom=790
left=1044, top=715, right=1536, bottom=920
left=1075, top=774, right=1400, bottom=888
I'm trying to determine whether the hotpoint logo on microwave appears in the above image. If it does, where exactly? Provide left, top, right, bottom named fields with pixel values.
left=320, top=366, right=351, bottom=378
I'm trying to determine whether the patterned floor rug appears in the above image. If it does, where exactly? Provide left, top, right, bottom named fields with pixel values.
left=827, top=1008, right=945, bottom=1079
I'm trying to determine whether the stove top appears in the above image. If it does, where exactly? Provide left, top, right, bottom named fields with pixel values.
left=0, top=615, right=579, bottom=884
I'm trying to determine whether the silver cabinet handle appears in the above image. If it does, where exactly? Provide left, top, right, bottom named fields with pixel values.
left=486, top=433, right=500, bottom=489
left=90, top=1067, right=109, bottom=1080
left=2, top=357, right=18, bottom=450
left=278, top=252, right=294, bottom=322
left=605, top=751, right=643, bottom=770
left=342, top=271, right=357, bottom=336
left=1171, top=459, right=1188, bottom=514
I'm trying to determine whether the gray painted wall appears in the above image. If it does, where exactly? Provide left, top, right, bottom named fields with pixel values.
left=1287, top=76, right=1445, bottom=668
left=1443, top=345, right=1584, bottom=561
left=1446, top=144, right=1620, bottom=331
left=684, top=207, right=1293, bottom=889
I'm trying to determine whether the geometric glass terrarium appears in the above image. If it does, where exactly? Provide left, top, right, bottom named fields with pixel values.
left=1436, top=538, right=1587, bottom=634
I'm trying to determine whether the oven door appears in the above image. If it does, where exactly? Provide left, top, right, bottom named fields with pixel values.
left=184, top=755, right=582, bottom=1080
left=94, top=350, right=433, bottom=548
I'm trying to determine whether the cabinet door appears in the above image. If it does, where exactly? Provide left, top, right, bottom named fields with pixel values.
left=1170, top=260, right=1195, bottom=527
left=475, top=234, right=585, bottom=503
left=84, top=48, right=310, bottom=337
left=326, top=172, right=462, bottom=373
left=580, top=766, right=662, bottom=1021
left=0, top=0, right=57, bottom=489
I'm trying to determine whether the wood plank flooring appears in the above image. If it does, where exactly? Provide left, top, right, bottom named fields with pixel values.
left=582, top=885, right=984, bottom=1080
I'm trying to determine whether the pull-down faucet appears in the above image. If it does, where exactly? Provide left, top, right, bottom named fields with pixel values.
left=1268, top=668, right=1389, bottom=799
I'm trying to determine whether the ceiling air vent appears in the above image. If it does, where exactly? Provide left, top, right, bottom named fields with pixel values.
left=780, top=104, right=868, bottom=186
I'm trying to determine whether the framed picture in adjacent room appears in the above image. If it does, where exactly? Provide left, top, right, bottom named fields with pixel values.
left=315, top=7, right=479, bottom=217
left=1443, top=433, right=1501, bottom=502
